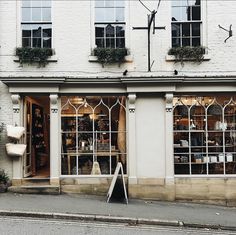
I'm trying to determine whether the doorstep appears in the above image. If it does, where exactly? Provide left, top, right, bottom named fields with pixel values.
left=8, top=185, right=60, bottom=195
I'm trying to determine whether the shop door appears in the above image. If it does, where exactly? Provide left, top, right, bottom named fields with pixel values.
left=23, top=99, right=32, bottom=177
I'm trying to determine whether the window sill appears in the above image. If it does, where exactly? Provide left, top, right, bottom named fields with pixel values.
left=13, top=55, right=58, bottom=63
left=88, top=55, right=133, bottom=63
left=165, top=54, right=211, bottom=62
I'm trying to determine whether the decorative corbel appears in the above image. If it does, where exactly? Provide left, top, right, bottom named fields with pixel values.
left=11, top=94, right=20, bottom=113
left=128, top=93, right=136, bottom=113
left=165, top=93, right=173, bottom=112
left=50, top=94, right=58, bottom=113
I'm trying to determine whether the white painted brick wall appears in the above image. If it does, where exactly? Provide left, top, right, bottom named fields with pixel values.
left=0, top=1, right=236, bottom=178
left=0, top=1, right=235, bottom=77
left=0, top=82, right=13, bottom=178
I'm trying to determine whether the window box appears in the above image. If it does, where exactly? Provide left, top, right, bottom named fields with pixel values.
left=167, top=46, right=209, bottom=64
left=91, top=48, right=129, bottom=66
left=15, top=47, right=55, bottom=67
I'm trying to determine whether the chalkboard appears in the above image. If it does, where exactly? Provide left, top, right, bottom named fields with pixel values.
left=106, top=162, right=128, bottom=204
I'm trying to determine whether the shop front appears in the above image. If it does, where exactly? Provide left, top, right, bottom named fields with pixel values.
left=2, top=78, right=236, bottom=204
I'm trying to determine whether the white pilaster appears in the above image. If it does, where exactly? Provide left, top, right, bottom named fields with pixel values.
left=11, top=94, right=23, bottom=183
left=165, top=93, right=174, bottom=184
left=128, top=93, right=137, bottom=184
left=49, top=94, right=60, bottom=185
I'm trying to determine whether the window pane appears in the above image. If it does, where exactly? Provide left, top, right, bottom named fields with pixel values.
left=42, top=0, right=51, bottom=7
left=182, top=23, right=190, bottom=36
left=194, top=0, right=201, bottom=6
left=42, top=8, right=51, bottom=21
left=22, top=0, right=31, bottom=7
left=172, top=38, right=181, bottom=47
left=43, top=37, right=51, bottom=48
left=95, top=26, right=104, bottom=37
left=32, top=8, right=41, bottom=21
left=116, top=38, right=125, bottom=48
left=22, top=8, right=31, bottom=21
left=95, top=8, right=105, bottom=22
left=105, top=8, right=114, bottom=21
left=116, top=26, right=125, bottom=37
left=192, top=6, right=201, bottom=20
left=33, top=26, right=42, bottom=37
left=96, top=38, right=105, bottom=48
left=105, top=0, right=114, bottom=7
left=182, top=38, right=190, bottom=46
left=43, top=27, right=51, bottom=37
left=192, top=23, right=200, bottom=36
left=116, top=8, right=124, bottom=22
left=116, top=0, right=125, bottom=7
left=172, top=24, right=180, bottom=37
left=192, top=37, right=200, bottom=46
left=32, top=0, right=41, bottom=7
left=95, top=0, right=104, bottom=7
left=172, top=0, right=187, bottom=7
left=106, top=24, right=114, bottom=37
left=106, top=38, right=115, bottom=48
left=33, top=38, right=41, bottom=47
left=22, top=38, right=31, bottom=47
left=172, top=7, right=182, bottom=21
left=22, top=28, right=31, bottom=37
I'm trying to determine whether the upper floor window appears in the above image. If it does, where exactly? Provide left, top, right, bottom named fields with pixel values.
left=95, top=0, right=125, bottom=48
left=21, top=0, right=52, bottom=48
left=171, top=0, right=201, bottom=47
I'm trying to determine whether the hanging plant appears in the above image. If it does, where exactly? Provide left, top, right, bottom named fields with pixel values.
left=168, top=46, right=206, bottom=65
left=0, top=169, right=10, bottom=193
left=16, top=47, right=54, bottom=67
left=93, top=48, right=128, bottom=66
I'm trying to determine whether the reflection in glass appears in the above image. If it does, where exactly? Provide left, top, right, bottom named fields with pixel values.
left=22, top=8, right=31, bottom=21
left=42, top=8, right=51, bottom=21
left=32, top=8, right=41, bottom=21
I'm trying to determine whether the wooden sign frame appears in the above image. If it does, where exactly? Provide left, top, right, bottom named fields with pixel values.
left=107, top=162, right=128, bottom=204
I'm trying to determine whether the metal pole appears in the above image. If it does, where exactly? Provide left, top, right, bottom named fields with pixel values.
left=148, top=14, right=151, bottom=72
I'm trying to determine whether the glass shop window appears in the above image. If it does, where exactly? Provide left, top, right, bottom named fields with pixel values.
left=173, top=96, right=236, bottom=176
left=61, top=96, right=127, bottom=175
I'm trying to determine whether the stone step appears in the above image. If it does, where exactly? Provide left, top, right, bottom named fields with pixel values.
left=8, top=185, right=60, bottom=195
left=21, top=178, right=50, bottom=186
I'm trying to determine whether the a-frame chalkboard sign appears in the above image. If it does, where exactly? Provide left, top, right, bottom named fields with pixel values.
left=106, top=162, right=128, bottom=204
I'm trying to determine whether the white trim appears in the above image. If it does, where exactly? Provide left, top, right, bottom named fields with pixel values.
left=88, top=55, right=133, bottom=62
left=165, top=54, right=210, bottom=62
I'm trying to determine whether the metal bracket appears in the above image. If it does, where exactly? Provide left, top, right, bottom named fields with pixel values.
left=219, top=24, right=233, bottom=43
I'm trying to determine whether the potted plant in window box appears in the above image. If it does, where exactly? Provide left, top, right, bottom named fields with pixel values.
left=93, top=47, right=128, bottom=66
left=0, top=169, right=10, bottom=193
left=168, top=46, right=206, bottom=65
left=16, top=47, right=54, bottom=67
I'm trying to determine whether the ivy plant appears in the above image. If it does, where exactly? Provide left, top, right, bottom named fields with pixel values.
left=93, top=48, right=128, bottom=66
left=16, top=47, right=54, bottom=67
left=168, top=46, right=206, bottom=65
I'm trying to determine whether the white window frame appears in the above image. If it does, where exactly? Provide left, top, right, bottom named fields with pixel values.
left=171, top=0, right=202, bottom=47
left=21, top=0, right=52, bottom=48
left=94, top=0, right=126, bottom=49
left=173, top=95, right=236, bottom=177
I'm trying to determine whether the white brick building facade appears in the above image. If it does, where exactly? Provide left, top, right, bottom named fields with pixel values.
left=0, top=0, right=236, bottom=204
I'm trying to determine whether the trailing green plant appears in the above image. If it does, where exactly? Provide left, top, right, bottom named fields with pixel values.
left=0, top=169, right=9, bottom=185
left=168, top=46, right=206, bottom=64
left=16, top=47, right=54, bottom=67
left=93, top=48, right=128, bottom=65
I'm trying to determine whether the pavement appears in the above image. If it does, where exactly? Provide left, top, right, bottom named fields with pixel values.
left=0, top=192, right=236, bottom=231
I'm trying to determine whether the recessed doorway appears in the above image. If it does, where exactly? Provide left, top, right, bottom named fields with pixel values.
left=24, top=96, right=50, bottom=178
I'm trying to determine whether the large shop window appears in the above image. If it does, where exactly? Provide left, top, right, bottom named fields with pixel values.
left=21, top=0, right=52, bottom=48
left=95, top=0, right=125, bottom=48
left=61, top=96, right=127, bottom=175
left=171, top=0, right=201, bottom=47
left=173, top=96, right=236, bottom=175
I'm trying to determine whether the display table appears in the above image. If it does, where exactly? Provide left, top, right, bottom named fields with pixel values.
left=67, top=150, right=120, bottom=175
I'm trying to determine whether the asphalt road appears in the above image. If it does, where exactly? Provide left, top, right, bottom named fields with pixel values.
left=0, top=216, right=235, bottom=235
